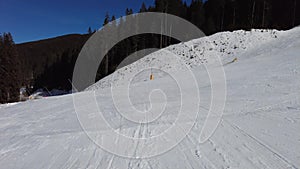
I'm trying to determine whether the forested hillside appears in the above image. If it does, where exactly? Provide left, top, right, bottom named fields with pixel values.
left=1, top=0, right=299, bottom=103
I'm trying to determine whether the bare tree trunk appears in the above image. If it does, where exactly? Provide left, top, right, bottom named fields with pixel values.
left=251, top=1, right=256, bottom=27
left=105, top=55, right=109, bottom=75
left=262, top=0, right=266, bottom=28
left=221, top=7, right=225, bottom=31
left=169, top=23, right=173, bottom=45
left=293, top=0, right=297, bottom=27
left=165, top=3, right=168, bottom=47
left=233, top=7, right=236, bottom=26
left=160, top=17, right=163, bottom=49
left=104, top=39, right=109, bottom=75
left=7, top=92, right=10, bottom=102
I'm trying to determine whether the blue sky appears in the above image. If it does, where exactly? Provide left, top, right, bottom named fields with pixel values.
left=0, top=0, right=192, bottom=43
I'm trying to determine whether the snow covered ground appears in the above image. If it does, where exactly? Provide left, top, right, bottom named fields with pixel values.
left=86, top=28, right=279, bottom=91
left=0, top=27, right=300, bottom=168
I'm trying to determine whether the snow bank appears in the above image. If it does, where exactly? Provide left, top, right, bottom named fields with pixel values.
left=86, top=29, right=283, bottom=91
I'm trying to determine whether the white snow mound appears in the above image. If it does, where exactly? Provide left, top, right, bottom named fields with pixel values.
left=87, top=29, right=281, bottom=91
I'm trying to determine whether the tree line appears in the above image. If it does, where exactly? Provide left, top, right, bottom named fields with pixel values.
left=96, top=0, right=299, bottom=80
left=0, top=0, right=299, bottom=103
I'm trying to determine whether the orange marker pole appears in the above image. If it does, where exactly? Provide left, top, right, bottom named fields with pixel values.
left=150, top=68, right=154, bottom=80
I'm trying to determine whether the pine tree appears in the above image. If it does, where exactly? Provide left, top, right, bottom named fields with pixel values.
left=0, top=33, right=21, bottom=103
left=88, top=27, right=93, bottom=34
left=111, top=15, right=116, bottom=21
left=103, top=12, right=110, bottom=26
left=140, top=2, right=147, bottom=13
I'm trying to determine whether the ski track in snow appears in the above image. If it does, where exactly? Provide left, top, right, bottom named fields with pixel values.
left=0, top=27, right=300, bottom=168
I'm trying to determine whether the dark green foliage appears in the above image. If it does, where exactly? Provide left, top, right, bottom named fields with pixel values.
left=15, top=34, right=90, bottom=98
left=34, top=48, right=80, bottom=91
left=0, top=33, right=21, bottom=103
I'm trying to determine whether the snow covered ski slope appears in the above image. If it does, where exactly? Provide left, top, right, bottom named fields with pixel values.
left=1, top=27, right=300, bottom=169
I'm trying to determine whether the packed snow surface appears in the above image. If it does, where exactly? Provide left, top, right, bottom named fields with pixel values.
left=1, top=27, right=300, bottom=168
